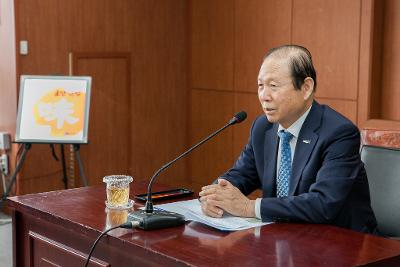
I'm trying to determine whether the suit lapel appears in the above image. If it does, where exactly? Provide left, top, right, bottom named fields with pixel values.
left=263, top=123, right=279, bottom=197
left=289, top=101, right=322, bottom=196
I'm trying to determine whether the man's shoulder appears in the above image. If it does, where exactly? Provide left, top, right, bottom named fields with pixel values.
left=316, top=104, right=359, bottom=139
left=319, top=104, right=357, bottom=131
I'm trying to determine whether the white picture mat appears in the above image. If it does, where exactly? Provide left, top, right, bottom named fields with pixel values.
left=16, top=75, right=91, bottom=143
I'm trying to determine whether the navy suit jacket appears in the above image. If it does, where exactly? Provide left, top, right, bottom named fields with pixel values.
left=222, top=101, right=377, bottom=233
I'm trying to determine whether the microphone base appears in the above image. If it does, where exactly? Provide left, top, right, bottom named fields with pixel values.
left=127, top=210, right=185, bottom=230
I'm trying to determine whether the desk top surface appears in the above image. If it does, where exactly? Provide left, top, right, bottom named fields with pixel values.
left=8, top=181, right=400, bottom=267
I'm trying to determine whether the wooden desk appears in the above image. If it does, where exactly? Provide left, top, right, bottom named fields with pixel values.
left=8, top=181, right=400, bottom=266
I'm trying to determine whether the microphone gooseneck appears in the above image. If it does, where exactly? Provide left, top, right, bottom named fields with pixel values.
left=131, top=111, right=247, bottom=230
left=144, top=111, right=247, bottom=213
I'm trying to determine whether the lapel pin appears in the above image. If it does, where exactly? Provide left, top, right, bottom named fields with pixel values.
left=302, top=139, right=311, bottom=144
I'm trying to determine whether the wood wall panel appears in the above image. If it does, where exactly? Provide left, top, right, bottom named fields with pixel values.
left=190, top=89, right=234, bottom=191
left=357, top=0, right=400, bottom=130
left=17, top=0, right=69, bottom=75
left=70, top=0, right=132, bottom=52
left=380, top=0, right=400, bottom=121
left=234, top=0, right=292, bottom=92
left=233, top=93, right=262, bottom=158
left=191, top=0, right=234, bottom=91
left=367, top=0, right=384, bottom=120
left=292, top=0, right=361, bottom=101
left=127, top=1, right=188, bottom=188
left=17, top=147, right=66, bottom=195
left=357, top=0, right=374, bottom=127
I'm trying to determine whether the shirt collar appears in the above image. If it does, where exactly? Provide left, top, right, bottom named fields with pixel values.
left=278, top=105, right=312, bottom=139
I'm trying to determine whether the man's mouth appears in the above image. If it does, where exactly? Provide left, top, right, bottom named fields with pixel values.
left=262, top=102, right=275, bottom=111
left=262, top=103, right=276, bottom=112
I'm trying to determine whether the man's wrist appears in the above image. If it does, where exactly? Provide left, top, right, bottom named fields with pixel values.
left=245, top=200, right=256, bottom=217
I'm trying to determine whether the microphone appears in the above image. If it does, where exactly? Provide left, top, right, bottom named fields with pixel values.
left=127, top=111, right=247, bottom=230
left=228, top=110, right=247, bottom=125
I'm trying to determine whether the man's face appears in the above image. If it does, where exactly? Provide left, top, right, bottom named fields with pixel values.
left=257, top=56, right=312, bottom=128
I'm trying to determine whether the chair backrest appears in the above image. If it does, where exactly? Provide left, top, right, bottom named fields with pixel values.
left=361, top=145, right=400, bottom=237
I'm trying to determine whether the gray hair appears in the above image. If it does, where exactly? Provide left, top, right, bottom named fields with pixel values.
left=264, top=45, right=317, bottom=91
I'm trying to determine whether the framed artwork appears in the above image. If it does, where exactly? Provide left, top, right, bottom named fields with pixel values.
left=15, top=75, right=92, bottom=144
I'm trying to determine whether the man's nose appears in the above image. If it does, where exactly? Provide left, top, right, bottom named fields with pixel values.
left=259, top=86, right=272, bottom=100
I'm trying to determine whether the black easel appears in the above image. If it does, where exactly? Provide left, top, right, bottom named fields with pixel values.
left=0, top=143, right=88, bottom=208
left=1, top=143, right=31, bottom=206
left=73, top=144, right=88, bottom=187
left=60, top=144, right=68, bottom=189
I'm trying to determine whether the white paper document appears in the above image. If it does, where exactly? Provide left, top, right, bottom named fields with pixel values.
left=155, top=199, right=272, bottom=231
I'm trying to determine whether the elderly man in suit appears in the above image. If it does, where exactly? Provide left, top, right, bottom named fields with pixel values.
left=199, top=45, right=377, bottom=233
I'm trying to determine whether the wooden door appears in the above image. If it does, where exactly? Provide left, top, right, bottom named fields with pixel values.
left=71, top=52, right=131, bottom=186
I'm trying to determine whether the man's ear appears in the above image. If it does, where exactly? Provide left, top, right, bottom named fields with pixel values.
left=302, top=77, right=314, bottom=100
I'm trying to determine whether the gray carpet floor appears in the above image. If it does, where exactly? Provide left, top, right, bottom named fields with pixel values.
left=0, top=212, right=12, bottom=267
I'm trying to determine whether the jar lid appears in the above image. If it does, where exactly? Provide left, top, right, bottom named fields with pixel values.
left=103, top=175, right=133, bottom=183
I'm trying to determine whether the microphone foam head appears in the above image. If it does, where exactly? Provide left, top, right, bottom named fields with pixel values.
left=230, top=111, right=247, bottom=125
left=235, top=111, right=247, bottom=122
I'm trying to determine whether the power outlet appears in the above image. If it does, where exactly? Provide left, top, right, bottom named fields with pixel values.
left=0, top=154, right=8, bottom=175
